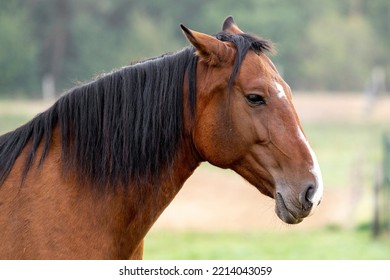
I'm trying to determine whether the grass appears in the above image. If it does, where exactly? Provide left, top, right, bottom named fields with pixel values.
left=304, top=121, right=388, bottom=188
left=145, top=226, right=390, bottom=259
left=0, top=114, right=32, bottom=134
left=0, top=99, right=51, bottom=134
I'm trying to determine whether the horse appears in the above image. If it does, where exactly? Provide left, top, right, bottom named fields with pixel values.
left=0, top=16, right=323, bottom=259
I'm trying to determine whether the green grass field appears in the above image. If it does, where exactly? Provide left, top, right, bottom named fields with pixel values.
left=304, top=121, right=387, bottom=188
left=145, top=226, right=390, bottom=259
left=1, top=98, right=389, bottom=259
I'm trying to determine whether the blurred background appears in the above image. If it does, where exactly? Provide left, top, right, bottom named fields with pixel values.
left=0, top=0, right=389, bottom=259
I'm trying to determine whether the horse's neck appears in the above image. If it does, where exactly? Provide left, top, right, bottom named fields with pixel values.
left=118, top=137, right=201, bottom=258
left=1, top=127, right=200, bottom=259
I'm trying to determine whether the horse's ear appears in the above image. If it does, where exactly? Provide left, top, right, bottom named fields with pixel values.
left=180, top=24, right=231, bottom=66
left=222, top=16, right=244, bottom=34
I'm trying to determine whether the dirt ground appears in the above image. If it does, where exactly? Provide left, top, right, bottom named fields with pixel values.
left=153, top=93, right=390, bottom=231
left=153, top=165, right=350, bottom=231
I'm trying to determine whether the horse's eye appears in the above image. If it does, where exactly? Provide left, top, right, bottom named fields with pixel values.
left=246, top=94, right=266, bottom=105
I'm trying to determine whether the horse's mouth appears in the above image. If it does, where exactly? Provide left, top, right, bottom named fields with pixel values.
left=275, top=193, right=303, bottom=224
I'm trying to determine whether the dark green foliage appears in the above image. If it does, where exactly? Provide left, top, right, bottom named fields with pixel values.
left=0, top=0, right=389, bottom=96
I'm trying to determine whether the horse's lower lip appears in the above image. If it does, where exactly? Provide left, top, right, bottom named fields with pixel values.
left=275, top=193, right=303, bottom=224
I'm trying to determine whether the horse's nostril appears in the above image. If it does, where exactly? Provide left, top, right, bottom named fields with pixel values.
left=305, top=185, right=315, bottom=203
left=299, top=184, right=316, bottom=211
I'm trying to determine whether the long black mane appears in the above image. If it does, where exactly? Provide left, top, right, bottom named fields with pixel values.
left=0, top=31, right=272, bottom=190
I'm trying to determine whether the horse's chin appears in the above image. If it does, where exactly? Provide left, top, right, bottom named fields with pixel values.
left=275, top=193, right=303, bottom=224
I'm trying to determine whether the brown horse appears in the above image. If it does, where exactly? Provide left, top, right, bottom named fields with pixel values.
left=0, top=16, right=323, bottom=259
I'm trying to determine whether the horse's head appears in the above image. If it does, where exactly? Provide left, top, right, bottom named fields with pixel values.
left=182, top=17, right=323, bottom=224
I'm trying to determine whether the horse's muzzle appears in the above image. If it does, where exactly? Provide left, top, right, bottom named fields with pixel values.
left=275, top=192, right=311, bottom=224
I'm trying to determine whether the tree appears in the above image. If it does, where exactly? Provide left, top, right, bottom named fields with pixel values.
left=0, top=0, right=388, bottom=97
left=0, top=1, right=38, bottom=95
left=301, top=10, right=379, bottom=91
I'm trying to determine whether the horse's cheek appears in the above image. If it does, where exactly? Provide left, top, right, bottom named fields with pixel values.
left=193, top=112, right=244, bottom=168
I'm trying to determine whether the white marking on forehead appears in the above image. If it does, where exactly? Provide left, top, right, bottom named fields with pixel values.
left=275, top=81, right=286, bottom=99
left=297, top=127, right=324, bottom=213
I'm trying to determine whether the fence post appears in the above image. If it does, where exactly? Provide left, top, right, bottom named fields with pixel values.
left=374, top=133, right=390, bottom=237
left=384, top=133, right=390, bottom=233
left=373, top=166, right=381, bottom=237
